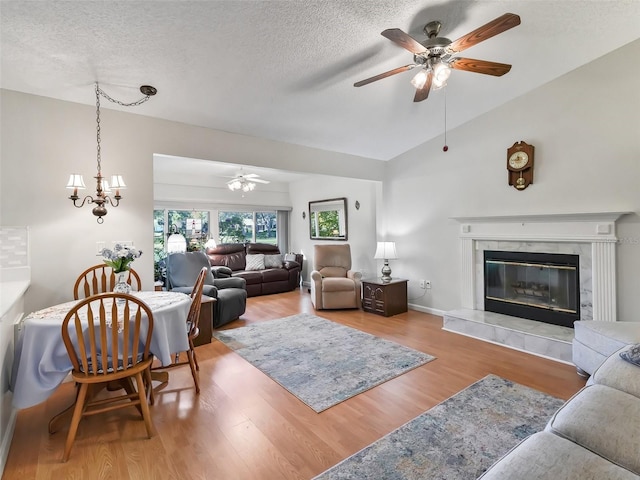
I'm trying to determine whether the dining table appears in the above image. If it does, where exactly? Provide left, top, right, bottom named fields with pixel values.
left=11, top=290, right=192, bottom=410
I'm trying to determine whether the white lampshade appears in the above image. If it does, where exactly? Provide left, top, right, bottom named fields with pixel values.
left=167, top=233, right=187, bottom=253
left=204, top=238, right=217, bottom=249
left=66, top=174, right=86, bottom=189
left=374, top=241, right=398, bottom=260
left=109, top=174, right=127, bottom=189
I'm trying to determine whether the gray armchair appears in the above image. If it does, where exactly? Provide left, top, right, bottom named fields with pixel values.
left=165, top=251, right=247, bottom=328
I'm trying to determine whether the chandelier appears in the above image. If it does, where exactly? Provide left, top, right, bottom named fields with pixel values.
left=228, top=178, right=256, bottom=192
left=66, top=83, right=157, bottom=223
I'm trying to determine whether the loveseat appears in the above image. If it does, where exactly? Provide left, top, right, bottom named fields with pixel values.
left=205, top=242, right=303, bottom=297
left=478, top=344, right=640, bottom=479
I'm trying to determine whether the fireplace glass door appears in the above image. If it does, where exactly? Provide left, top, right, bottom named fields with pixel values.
left=484, top=251, right=579, bottom=328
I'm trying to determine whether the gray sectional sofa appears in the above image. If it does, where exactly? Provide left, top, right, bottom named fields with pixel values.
left=478, top=344, right=640, bottom=479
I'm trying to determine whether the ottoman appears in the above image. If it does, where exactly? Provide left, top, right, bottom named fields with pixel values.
left=573, top=321, right=640, bottom=376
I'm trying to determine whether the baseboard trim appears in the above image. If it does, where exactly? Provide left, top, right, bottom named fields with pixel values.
left=408, top=304, right=445, bottom=317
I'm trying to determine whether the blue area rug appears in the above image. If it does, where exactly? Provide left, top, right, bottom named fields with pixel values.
left=313, top=375, right=564, bottom=479
left=213, top=313, right=435, bottom=412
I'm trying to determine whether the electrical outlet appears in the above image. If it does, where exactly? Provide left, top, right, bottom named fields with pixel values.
left=419, top=280, right=432, bottom=289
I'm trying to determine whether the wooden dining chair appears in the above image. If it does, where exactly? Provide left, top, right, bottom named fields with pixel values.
left=73, top=264, right=142, bottom=300
left=59, top=292, right=155, bottom=462
left=153, top=266, right=207, bottom=394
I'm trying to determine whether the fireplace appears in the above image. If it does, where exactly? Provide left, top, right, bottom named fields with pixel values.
left=444, top=212, right=627, bottom=364
left=484, top=250, right=580, bottom=328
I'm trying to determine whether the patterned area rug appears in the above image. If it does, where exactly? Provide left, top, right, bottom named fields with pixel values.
left=313, top=375, right=564, bottom=479
left=213, top=313, right=435, bottom=412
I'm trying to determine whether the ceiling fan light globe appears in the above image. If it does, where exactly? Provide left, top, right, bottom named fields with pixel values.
left=432, top=62, right=451, bottom=89
left=411, top=69, right=428, bottom=89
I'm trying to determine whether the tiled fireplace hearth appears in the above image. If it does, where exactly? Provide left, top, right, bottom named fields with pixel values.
left=444, top=212, right=629, bottom=364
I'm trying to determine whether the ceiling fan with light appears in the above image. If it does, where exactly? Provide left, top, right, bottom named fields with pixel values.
left=226, top=170, right=270, bottom=192
left=354, top=13, right=521, bottom=102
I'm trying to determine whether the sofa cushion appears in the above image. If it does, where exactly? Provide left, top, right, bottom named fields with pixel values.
left=233, top=271, right=263, bottom=285
left=478, top=431, right=638, bottom=480
left=590, top=345, right=640, bottom=399
left=545, top=384, right=640, bottom=474
left=319, top=266, right=347, bottom=278
left=322, top=277, right=357, bottom=292
left=245, top=254, right=265, bottom=271
left=264, top=254, right=283, bottom=268
left=246, top=242, right=280, bottom=255
left=262, top=268, right=289, bottom=282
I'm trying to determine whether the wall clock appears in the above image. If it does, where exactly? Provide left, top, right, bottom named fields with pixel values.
left=507, top=141, right=534, bottom=190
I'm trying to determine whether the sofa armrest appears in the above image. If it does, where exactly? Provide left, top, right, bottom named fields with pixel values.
left=211, top=265, right=233, bottom=278
left=213, top=276, right=247, bottom=290
left=310, top=270, right=323, bottom=309
left=284, top=260, right=300, bottom=270
left=171, top=285, right=219, bottom=299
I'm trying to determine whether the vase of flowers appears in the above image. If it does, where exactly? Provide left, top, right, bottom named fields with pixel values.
left=101, top=244, right=143, bottom=298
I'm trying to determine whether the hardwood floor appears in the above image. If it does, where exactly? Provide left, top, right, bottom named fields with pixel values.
left=3, top=289, right=586, bottom=480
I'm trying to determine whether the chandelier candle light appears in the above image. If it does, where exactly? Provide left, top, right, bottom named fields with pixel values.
left=374, top=241, right=398, bottom=282
left=67, top=83, right=157, bottom=223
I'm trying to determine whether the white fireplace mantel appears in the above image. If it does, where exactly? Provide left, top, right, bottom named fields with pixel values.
left=451, top=211, right=632, bottom=322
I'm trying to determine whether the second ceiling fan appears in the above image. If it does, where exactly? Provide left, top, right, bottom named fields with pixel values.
left=354, top=13, right=521, bottom=102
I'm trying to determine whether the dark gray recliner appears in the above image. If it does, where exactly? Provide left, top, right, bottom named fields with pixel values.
left=165, top=251, right=247, bottom=328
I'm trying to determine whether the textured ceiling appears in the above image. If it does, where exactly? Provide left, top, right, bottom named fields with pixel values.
left=2, top=1, right=639, bottom=164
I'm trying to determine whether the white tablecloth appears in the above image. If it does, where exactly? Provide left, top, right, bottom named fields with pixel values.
left=11, top=291, right=191, bottom=409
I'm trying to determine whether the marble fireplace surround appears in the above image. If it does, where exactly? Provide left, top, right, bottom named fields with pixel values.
left=443, top=212, right=629, bottom=364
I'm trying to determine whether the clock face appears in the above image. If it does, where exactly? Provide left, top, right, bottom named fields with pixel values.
left=508, top=151, right=529, bottom=169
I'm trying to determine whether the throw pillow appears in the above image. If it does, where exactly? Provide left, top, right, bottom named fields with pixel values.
left=245, top=254, right=265, bottom=271
left=264, top=254, right=283, bottom=268
left=619, top=344, right=640, bottom=367
left=284, top=253, right=297, bottom=262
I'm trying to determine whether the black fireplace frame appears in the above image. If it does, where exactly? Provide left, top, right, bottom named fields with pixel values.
left=483, top=250, right=580, bottom=328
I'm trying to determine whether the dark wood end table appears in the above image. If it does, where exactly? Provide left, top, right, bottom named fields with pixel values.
left=361, top=277, right=408, bottom=317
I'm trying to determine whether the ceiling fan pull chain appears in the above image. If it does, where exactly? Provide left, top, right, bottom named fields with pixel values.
left=443, top=87, right=449, bottom=152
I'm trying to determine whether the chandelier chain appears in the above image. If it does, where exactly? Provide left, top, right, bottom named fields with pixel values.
left=95, top=84, right=102, bottom=176
left=69, top=82, right=157, bottom=223
left=96, top=84, right=153, bottom=107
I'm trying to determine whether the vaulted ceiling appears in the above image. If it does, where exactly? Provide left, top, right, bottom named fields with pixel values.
left=2, top=1, right=639, bottom=165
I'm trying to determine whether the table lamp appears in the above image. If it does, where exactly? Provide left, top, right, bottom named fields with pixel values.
left=374, top=241, right=398, bottom=282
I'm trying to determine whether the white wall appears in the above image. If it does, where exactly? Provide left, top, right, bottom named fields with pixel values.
left=0, top=90, right=384, bottom=314
left=384, top=39, right=640, bottom=320
left=289, top=177, right=381, bottom=283
left=2, top=40, right=638, bottom=321
left=154, top=157, right=294, bottom=210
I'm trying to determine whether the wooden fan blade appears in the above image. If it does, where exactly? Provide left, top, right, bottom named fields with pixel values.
left=413, top=70, right=433, bottom=102
left=354, top=64, right=415, bottom=87
left=449, top=13, right=521, bottom=53
left=381, top=28, right=426, bottom=54
left=450, top=57, right=512, bottom=76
